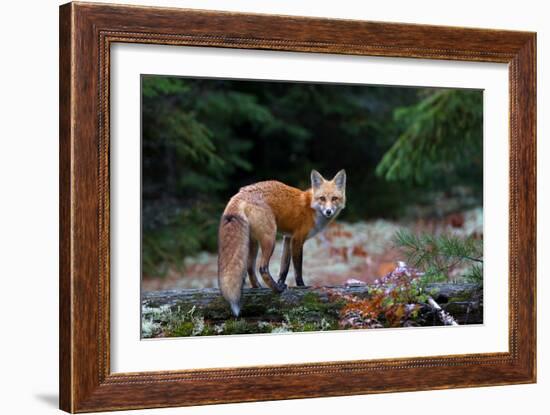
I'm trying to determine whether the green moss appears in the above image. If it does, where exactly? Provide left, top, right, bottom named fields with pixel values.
left=301, top=292, right=324, bottom=310
left=240, top=303, right=267, bottom=316
left=219, top=319, right=246, bottom=335
left=301, top=322, right=319, bottom=332
left=282, top=303, right=339, bottom=332
left=201, top=324, right=216, bottom=336
left=283, top=292, right=342, bottom=316
left=200, top=297, right=234, bottom=320
left=169, top=321, right=194, bottom=337
left=223, top=319, right=272, bottom=335
left=447, top=290, right=481, bottom=303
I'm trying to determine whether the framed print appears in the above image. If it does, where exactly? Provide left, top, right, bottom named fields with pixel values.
left=59, top=2, right=536, bottom=413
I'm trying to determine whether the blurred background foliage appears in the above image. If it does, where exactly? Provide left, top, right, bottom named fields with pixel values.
left=142, top=76, right=482, bottom=276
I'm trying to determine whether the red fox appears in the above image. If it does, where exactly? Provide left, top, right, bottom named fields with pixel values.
left=217, top=170, right=346, bottom=316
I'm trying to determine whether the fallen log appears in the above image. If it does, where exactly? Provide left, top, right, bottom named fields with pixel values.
left=143, top=284, right=374, bottom=310
left=142, top=283, right=480, bottom=307
left=142, top=282, right=482, bottom=332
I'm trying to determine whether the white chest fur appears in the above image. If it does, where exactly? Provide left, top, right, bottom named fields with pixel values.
left=307, top=211, right=335, bottom=239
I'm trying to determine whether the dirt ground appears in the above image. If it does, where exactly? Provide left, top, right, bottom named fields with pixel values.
left=142, top=208, right=482, bottom=291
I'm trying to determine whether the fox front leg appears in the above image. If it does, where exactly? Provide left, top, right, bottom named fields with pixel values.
left=291, top=238, right=305, bottom=287
left=277, top=236, right=292, bottom=286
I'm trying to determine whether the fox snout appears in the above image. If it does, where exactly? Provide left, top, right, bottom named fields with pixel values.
left=319, top=200, right=342, bottom=218
left=323, top=207, right=335, bottom=218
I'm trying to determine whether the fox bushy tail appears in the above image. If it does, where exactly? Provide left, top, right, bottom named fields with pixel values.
left=217, top=207, right=250, bottom=317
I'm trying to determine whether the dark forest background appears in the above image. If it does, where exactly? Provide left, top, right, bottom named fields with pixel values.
left=141, top=75, right=483, bottom=277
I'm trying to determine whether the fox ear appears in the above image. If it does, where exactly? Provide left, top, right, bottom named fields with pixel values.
left=311, top=169, right=325, bottom=188
left=333, top=169, right=346, bottom=189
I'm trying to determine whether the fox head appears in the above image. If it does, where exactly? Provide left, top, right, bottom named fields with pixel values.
left=310, top=169, right=347, bottom=219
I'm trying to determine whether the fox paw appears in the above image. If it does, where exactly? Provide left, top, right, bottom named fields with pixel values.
left=275, top=281, right=287, bottom=293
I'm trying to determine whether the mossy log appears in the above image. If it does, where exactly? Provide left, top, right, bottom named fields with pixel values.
left=142, top=283, right=482, bottom=337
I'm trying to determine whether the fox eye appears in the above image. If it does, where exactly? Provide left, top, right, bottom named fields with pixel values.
left=319, top=196, right=326, bottom=202
left=331, top=196, right=338, bottom=202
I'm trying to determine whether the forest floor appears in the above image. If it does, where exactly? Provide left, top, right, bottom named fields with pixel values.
left=142, top=207, right=483, bottom=292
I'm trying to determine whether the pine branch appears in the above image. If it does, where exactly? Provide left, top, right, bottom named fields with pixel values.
left=393, top=230, right=483, bottom=283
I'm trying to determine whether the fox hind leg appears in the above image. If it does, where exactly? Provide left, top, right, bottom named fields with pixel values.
left=258, top=240, right=286, bottom=293
left=249, top=207, right=286, bottom=293
left=247, top=239, right=261, bottom=288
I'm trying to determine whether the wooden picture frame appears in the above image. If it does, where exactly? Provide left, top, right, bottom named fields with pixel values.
left=59, top=2, right=536, bottom=412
